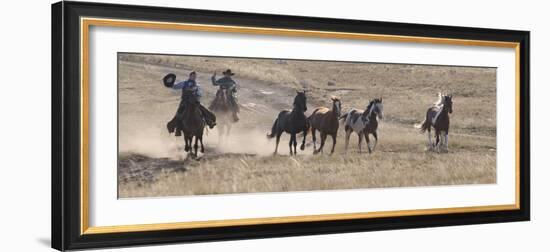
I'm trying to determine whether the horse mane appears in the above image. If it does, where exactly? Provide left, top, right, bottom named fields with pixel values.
left=293, top=92, right=306, bottom=111
left=363, top=100, right=375, bottom=116
left=293, top=93, right=301, bottom=105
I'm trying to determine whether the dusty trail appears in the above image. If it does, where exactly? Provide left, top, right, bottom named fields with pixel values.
left=118, top=60, right=312, bottom=184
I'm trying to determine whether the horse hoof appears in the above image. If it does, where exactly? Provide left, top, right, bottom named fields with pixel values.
left=300, top=145, right=305, bottom=151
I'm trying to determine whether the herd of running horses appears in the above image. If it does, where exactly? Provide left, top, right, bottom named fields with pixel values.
left=173, top=85, right=453, bottom=157
left=266, top=91, right=453, bottom=156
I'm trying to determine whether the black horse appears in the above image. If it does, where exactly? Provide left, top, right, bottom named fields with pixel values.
left=267, top=91, right=309, bottom=155
left=180, top=90, right=206, bottom=156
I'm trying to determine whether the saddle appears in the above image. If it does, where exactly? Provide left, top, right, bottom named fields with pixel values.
left=168, top=96, right=215, bottom=136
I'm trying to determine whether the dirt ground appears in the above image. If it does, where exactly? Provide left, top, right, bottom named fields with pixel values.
left=117, top=53, right=496, bottom=198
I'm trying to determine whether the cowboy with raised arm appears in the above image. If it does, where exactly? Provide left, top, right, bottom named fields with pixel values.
left=211, top=69, right=240, bottom=121
left=166, top=71, right=216, bottom=136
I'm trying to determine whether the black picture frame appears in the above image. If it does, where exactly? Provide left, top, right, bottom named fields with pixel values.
left=52, top=1, right=530, bottom=251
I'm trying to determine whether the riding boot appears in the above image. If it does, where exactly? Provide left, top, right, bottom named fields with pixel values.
left=230, top=95, right=240, bottom=122
left=232, top=110, right=239, bottom=122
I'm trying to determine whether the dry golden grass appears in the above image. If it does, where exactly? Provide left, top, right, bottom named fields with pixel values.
left=117, top=53, right=496, bottom=198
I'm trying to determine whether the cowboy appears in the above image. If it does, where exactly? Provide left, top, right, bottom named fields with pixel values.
left=167, top=71, right=216, bottom=136
left=211, top=69, right=239, bottom=121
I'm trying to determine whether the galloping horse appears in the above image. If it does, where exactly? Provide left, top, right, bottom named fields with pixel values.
left=209, top=88, right=238, bottom=142
left=416, top=93, right=453, bottom=152
left=362, top=98, right=384, bottom=153
left=308, top=96, right=342, bottom=154
left=180, top=90, right=206, bottom=156
left=267, top=91, right=308, bottom=155
left=341, top=98, right=384, bottom=153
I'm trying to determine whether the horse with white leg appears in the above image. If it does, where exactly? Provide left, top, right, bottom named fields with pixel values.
left=340, top=98, right=384, bottom=153
left=416, top=93, right=453, bottom=152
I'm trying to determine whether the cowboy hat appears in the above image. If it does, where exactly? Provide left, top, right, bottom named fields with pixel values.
left=222, top=69, right=235, bottom=76
left=163, top=73, right=176, bottom=87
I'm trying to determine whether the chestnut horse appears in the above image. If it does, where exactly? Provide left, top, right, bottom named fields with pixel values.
left=308, top=96, right=342, bottom=154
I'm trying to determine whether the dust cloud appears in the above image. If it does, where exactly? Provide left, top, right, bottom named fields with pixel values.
left=118, top=123, right=309, bottom=159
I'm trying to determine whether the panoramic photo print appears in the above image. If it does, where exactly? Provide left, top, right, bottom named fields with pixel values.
left=117, top=53, right=497, bottom=198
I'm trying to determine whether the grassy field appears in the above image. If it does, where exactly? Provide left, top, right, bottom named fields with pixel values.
left=117, top=53, right=496, bottom=198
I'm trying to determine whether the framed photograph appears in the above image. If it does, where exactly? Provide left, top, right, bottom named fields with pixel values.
left=52, top=1, right=530, bottom=250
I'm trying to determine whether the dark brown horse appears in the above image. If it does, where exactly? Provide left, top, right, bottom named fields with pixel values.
left=416, top=93, right=453, bottom=152
left=209, top=88, right=239, bottom=142
left=308, top=96, right=341, bottom=154
left=180, top=90, right=206, bottom=156
left=267, top=91, right=308, bottom=155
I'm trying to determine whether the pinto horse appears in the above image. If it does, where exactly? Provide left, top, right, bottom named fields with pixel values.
left=416, top=93, right=453, bottom=152
left=267, top=91, right=308, bottom=155
left=341, top=98, right=384, bottom=153
left=308, top=96, right=342, bottom=154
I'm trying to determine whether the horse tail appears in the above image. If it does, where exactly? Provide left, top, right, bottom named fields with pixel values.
left=339, top=112, right=348, bottom=120
left=339, top=112, right=349, bottom=125
left=266, top=118, right=279, bottom=139
left=307, top=108, right=320, bottom=121
left=301, top=119, right=312, bottom=136
left=415, top=111, right=430, bottom=133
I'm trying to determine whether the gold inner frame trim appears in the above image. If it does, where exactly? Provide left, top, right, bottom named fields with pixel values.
left=85, top=204, right=517, bottom=234
left=80, top=17, right=522, bottom=235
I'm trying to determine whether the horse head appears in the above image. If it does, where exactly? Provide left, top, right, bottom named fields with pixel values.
left=330, top=96, right=342, bottom=117
left=363, top=98, right=384, bottom=121
left=294, top=90, right=307, bottom=112
left=443, top=94, right=453, bottom=114
left=372, top=98, right=384, bottom=119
